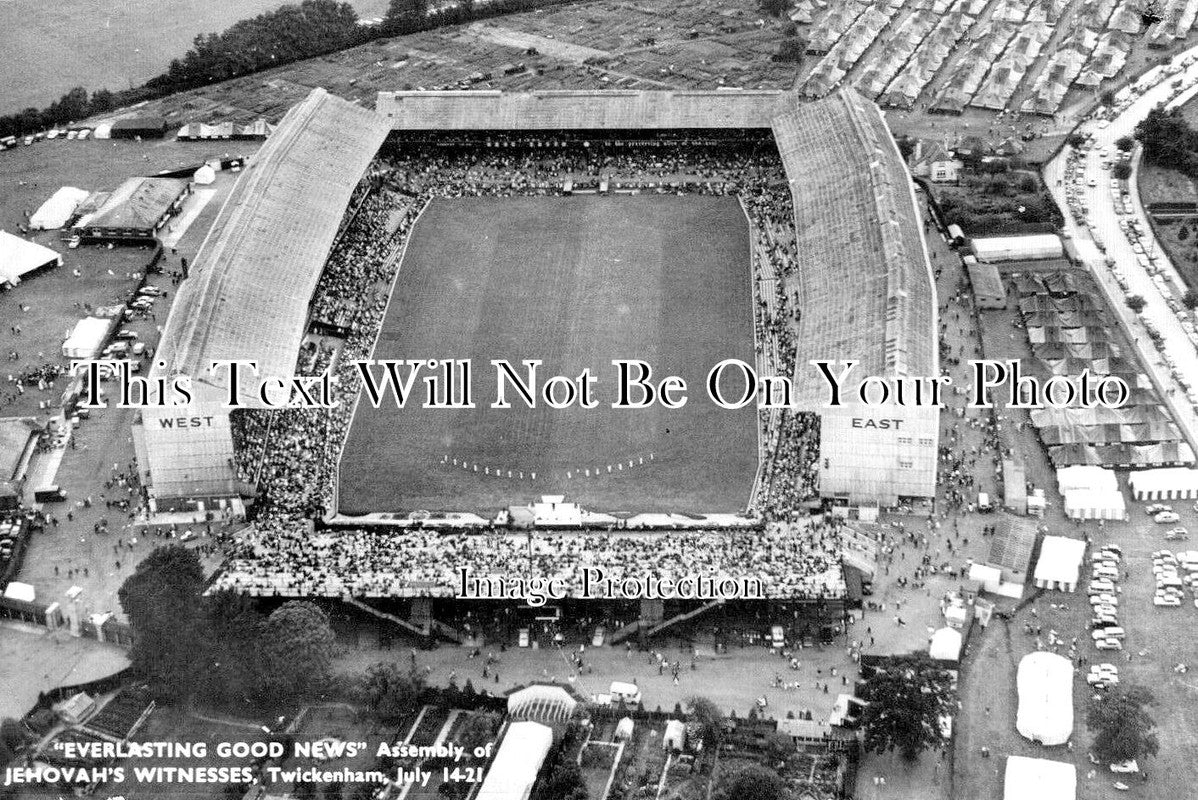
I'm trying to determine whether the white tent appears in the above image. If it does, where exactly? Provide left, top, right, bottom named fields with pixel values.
left=1127, top=467, right=1198, bottom=500
left=506, top=684, right=577, bottom=722
left=30, top=187, right=89, bottom=230
left=2, top=581, right=35, bottom=603
left=1063, top=488, right=1126, bottom=520
left=193, top=164, right=217, bottom=185
left=971, top=234, right=1064, bottom=262
left=62, top=317, right=113, bottom=359
left=1057, top=466, right=1125, bottom=520
left=663, top=719, right=686, bottom=751
left=0, top=231, right=62, bottom=286
left=1004, top=755, right=1076, bottom=800
left=929, top=627, right=962, bottom=662
left=1056, top=465, right=1117, bottom=493
left=1016, top=653, right=1073, bottom=745
left=1034, top=536, right=1086, bottom=592
left=475, top=721, right=552, bottom=800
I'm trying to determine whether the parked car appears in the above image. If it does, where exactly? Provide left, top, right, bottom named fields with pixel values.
left=1147, top=504, right=1173, bottom=515
left=1095, top=638, right=1123, bottom=650
left=1155, top=511, right=1181, bottom=524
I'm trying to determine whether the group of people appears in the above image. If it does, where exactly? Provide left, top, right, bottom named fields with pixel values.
left=220, top=136, right=833, bottom=598
left=214, top=517, right=852, bottom=599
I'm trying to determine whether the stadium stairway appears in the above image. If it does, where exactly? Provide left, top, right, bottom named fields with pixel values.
left=605, top=620, right=643, bottom=646
left=343, top=597, right=466, bottom=643
left=644, top=599, right=726, bottom=639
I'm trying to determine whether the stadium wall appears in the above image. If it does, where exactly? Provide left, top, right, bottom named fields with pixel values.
left=819, top=402, right=939, bottom=507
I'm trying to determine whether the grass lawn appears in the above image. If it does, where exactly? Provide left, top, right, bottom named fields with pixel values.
left=338, top=195, right=758, bottom=515
left=1137, top=161, right=1198, bottom=293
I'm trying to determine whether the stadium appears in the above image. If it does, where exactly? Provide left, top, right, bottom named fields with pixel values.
left=129, top=85, right=938, bottom=622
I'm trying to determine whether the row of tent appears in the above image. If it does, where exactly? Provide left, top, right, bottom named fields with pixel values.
left=1015, top=276, right=1191, bottom=468
left=176, top=119, right=274, bottom=141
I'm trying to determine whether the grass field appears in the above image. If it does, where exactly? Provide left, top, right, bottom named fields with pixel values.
left=338, top=195, right=758, bottom=515
left=0, top=0, right=388, bottom=113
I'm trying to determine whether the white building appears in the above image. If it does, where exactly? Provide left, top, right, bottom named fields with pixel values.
left=819, top=401, right=939, bottom=507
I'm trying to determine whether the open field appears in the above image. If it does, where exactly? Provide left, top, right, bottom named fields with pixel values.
left=0, top=0, right=389, bottom=113
left=338, top=195, right=758, bottom=514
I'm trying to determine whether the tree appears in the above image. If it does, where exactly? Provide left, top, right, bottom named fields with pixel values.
left=1088, top=685, right=1160, bottom=765
left=858, top=654, right=953, bottom=762
left=534, top=763, right=587, bottom=800
left=1067, top=133, right=1088, bottom=149
left=1125, top=294, right=1147, bottom=313
left=685, top=696, right=725, bottom=750
left=761, top=731, right=796, bottom=767
left=197, top=589, right=268, bottom=708
left=771, top=38, right=805, bottom=64
left=1135, top=107, right=1198, bottom=171
left=1113, top=162, right=1132, bottom=181
left=0, top=717, right=26, bottom=776
left=455, top=711, right=500, bottom=755
left=1116, top=135, right=1135, bottom=152
left=759, top=0, right=792, bottom=17
left=353, top=662, right=425, bottom=723
left=1100, top=90, right=1116, bottom=107
left=385, top=0, right=428, bottom=34
left=715, top=764, right=784, bottom=800
left=118, top=545, right=208, bottom=701
left=262, top=601, right=336, bottom=701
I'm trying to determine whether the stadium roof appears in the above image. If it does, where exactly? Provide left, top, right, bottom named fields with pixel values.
left=374, top=87, right=937, bottom=412
left=154, top=88, right=391, bottom=406
left=376, top=88, right=787, bottom=130
left=773, top=88, right=938, bottom=409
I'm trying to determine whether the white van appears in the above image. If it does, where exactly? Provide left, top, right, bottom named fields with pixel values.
left=771, top=625, right=786, bottom=649
left=1092, top=627, right=1125, bottom=640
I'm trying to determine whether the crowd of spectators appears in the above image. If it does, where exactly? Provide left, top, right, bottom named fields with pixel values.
left=214, top=517, right=848, bottom=600
left=222, top=135, right=836, bottom=599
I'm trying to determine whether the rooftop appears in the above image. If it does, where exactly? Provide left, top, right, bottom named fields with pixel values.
left=774, top=88, right=938, bottom=408
left=82, top=176, right=189, bottom=232
left=153, top=88, right=391, bottom=406
left=376, top=88, right=787, bottom=130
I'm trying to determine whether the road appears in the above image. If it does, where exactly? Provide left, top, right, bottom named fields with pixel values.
left=1044, top=42, right=1198, bottom=455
